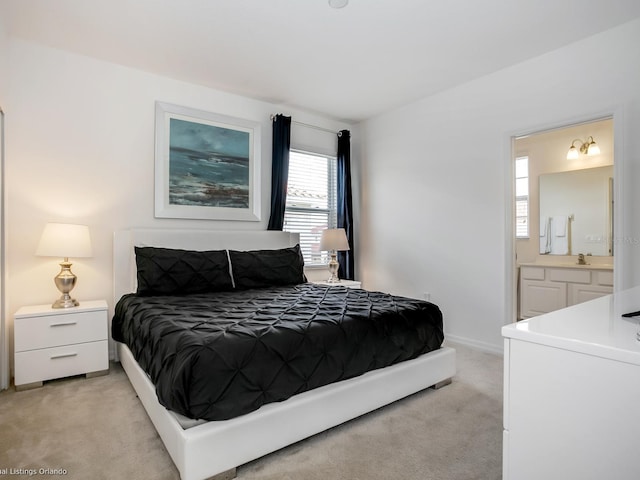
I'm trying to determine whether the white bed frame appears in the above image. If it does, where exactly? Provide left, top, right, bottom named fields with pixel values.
left=113, top=228, right=456, bottom=480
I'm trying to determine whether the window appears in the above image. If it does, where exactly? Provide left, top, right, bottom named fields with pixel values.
left=515, top=156, right=529, bottom=238
left=283, top=150, right=337, bottom=265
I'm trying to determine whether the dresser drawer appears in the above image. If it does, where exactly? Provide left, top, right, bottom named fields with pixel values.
left=14, top=340, right=108, bottom=386
left=14, top=309, right=107, bottom=352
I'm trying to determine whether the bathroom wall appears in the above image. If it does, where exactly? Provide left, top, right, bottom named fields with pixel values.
left=515, top=118, right=614, bottom=264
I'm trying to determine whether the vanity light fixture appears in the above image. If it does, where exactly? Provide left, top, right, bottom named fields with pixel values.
left=566, top=136, right=601, bottom=159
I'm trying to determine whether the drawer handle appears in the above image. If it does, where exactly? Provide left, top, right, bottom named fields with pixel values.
left=50, top=352, right=78, bottom=360
left=50, top=321, right=78, bottom=327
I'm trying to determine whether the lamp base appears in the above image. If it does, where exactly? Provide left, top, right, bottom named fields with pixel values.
left=52, top=294, right=79, bottom=309
left=326, top=251, right=341, bottom=283
left=52, top=260, right=79, bottom=309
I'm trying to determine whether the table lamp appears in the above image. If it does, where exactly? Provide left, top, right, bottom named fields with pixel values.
left=319, top=228, right=350, bottom=283
left=36, top=223, right=93, bottom=308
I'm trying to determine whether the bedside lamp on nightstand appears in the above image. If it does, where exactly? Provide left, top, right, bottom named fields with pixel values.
left=36, top=223, right=93, bottom=309
left=320, top=228, right=350, bottom=283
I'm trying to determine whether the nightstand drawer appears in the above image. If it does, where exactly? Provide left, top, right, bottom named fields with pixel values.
left=14, top=309, right=107, bottom=352
left=14, top=340, right=108, bottom=386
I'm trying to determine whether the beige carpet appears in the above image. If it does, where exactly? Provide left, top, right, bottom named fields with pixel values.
left=0, top=342, right=503, bottom=479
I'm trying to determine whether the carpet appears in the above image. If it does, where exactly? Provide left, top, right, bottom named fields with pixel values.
left=0, top=342, right=502, bottom=479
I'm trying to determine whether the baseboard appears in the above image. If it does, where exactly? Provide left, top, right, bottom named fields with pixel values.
left=444, top=333, right=504, bottom=356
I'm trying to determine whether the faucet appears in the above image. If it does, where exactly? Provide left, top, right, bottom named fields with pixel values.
left=577, top=253, right=588, bottom=265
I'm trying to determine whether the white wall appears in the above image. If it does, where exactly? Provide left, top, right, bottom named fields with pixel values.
left=0, top=3, right=9, bottom=389
left=7, top=19, right=640, bottom=363
left=4, top=39, right=353, bottom=364
left=0, top=4, right=7, bottom=105
left=359, top=19, right=640, bottom=353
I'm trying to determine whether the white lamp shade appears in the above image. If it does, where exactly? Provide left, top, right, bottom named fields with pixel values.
left=36, top=223, right=93, bottom=258
left=566, top=146, right=579, bottom=160
left=320, top=228, right=350, bottom=251
left=587, top=142, right=601, bottom=156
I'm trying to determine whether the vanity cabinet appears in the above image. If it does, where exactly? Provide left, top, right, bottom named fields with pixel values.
left=519, top=264, right=612, bottom=319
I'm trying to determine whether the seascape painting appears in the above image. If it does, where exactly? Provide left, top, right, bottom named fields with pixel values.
left=169, top=118, right=250, bottom=209
left=155, top=102, right=261, bottom=221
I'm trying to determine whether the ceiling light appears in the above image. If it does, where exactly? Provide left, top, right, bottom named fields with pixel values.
left=329, top=0, right=348, bottom=8
left=566, top=136, right=600, bottom=159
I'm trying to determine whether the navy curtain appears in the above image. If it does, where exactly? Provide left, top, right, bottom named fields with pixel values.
left=267, top=114, right=291, bottom=230
left=337, top=130, right=354, bottom=280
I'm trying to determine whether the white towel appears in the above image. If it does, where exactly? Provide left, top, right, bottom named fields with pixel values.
left=553, top=215, right=567, bottom=237
left=539, top=217, right=551, bottom=254
left=550, top=216, right=569, bottom=254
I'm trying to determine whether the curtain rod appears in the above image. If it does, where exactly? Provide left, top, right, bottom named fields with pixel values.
left=270, top=114, right=345, bottom=137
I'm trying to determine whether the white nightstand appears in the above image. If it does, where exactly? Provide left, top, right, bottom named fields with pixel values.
left=312, top=279, right=362, bottom=289
left=14, top=300, right=109, bottom=391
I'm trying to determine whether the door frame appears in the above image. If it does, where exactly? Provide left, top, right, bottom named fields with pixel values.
left=0, top=107, right=6, bottom=390
left=504, top=108, right=625, bottom=325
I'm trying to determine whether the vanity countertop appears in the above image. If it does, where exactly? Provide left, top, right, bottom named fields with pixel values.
left=518, top=262, right=613, bottom=270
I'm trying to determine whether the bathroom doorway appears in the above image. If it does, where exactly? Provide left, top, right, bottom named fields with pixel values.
left=511, top=117, right=614, bottom=321
left=0, top=107, right=5, bottom=389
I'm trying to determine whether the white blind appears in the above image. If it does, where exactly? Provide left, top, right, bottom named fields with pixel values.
left=515, top=198, right=529, bottom=238
left=284, top=150, right=337, bottom=265
left=515, top=156, right=529, bottom=238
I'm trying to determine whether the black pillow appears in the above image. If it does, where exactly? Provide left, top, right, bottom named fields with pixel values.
left=228, top=245, right=306, bottom=289
left=135, top=246, right=233, bottom=296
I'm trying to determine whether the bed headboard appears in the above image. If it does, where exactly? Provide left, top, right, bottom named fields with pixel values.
left=113, top=228, right=300, bottom=304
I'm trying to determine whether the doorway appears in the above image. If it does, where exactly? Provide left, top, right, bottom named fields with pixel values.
left=0, top=107, right=5, bottom=390
left=511, top=117, right=614, bottom=321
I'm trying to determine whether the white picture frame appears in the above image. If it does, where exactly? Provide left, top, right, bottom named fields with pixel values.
left=154, top=102, right=261, bottom=221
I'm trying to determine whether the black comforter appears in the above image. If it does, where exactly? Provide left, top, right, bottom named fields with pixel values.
left=112, top=283, right=444, bottom=421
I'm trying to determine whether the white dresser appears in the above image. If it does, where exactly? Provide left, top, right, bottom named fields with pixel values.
left=502, top=286, right=640, bottom=480
left=14, top=300, right=109, bottom=390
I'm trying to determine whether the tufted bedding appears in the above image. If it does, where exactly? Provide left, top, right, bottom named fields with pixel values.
left=112, top=283, right=444, bottom=421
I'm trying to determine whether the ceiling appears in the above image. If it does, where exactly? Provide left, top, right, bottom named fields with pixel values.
left=6, top=0, right=640, bottom=123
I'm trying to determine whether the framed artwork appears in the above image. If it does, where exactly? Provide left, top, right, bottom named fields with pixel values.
left=154, top=102, right=261, bottom=221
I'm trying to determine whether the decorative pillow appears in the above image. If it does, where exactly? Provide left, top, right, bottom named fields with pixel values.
left=135, top=246, right=233, bottom=296
left=228, top=245, right=306, bottom=289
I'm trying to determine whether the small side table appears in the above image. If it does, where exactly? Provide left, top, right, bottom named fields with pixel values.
left=311, top=279, right=362, bottom=289
left=14, top=300, right=109, bottom=391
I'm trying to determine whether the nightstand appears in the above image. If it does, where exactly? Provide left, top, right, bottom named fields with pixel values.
left=14, top=300, right=109, bottom=391
left=312, top=279, right=362, bottom=289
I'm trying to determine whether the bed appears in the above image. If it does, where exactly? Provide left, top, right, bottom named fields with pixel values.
left=112, top=228, right=456, bottom=480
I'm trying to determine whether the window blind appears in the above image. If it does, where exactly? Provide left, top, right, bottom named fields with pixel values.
left=284, top=150, right=337, bottom=265
left=515, top=156, right=529, bottom=238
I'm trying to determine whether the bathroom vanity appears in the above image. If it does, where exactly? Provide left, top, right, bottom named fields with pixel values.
left=519, top=262, right=613, bottom=319
left=502, top=286, right=640, bottom=480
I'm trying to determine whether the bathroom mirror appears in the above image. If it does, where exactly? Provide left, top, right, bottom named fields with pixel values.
left=539, top=165, right=613, bottom=256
